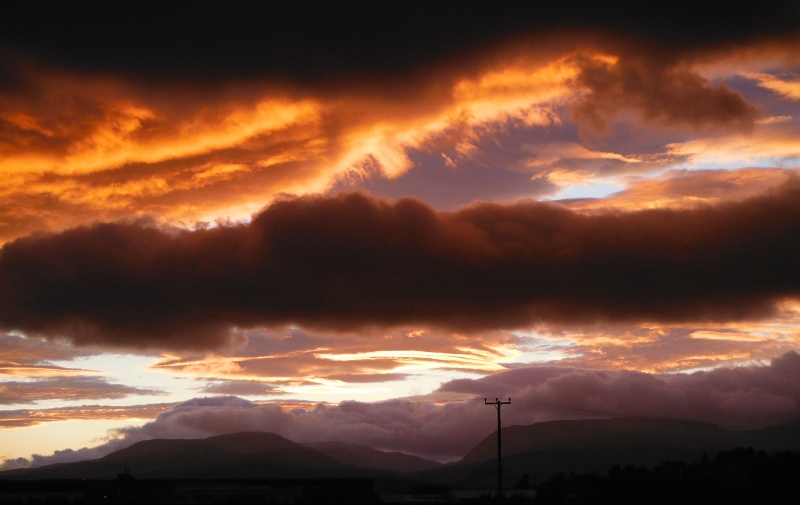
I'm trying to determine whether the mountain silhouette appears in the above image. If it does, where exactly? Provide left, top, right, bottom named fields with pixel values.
left=413, top=417, right=800, bottom=489
left=461, top=417, right=729, bottom=463
left=4, top=418, right=800, bottom=490
left=302, top=441, right=442, bottom=473
left=1, top=432, right=363, bottom=480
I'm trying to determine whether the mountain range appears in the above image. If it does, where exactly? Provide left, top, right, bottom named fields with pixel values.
left=3, top=417, right=800, bottom=491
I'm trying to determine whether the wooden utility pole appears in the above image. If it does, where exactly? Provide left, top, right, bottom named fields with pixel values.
left=485, top=398, right=511, bottom=498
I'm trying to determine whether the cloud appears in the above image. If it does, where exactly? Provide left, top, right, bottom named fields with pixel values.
left=742, top=72, right=800, bottom=100
left=666, top=121, right=800, bottom=166
left=15, top=352, right=800, bottom=464
left=145, top=327, right=518, bottom=396
left=565, top=168, right=798, bottom=211
left=0, top=376, right=162, bottom=405
left=0, top=33, right=792, bottom=243
left=0, top=333, right=112, bottom=378
left=201, top=380, right=284, bottom=396
left=571, top=52, right=761, bottom=130
left=0, top=51, right=578, bottom=242
left=516, top=310, right=800, bottom=373
left=0, top=403, right=173, bottom=428
left=1, top=184, right=800, bottom=349
left=64, top=395, right=501, bottom=463
left=439, top=351, right=800, bottom=430
left=0, top=333, right=98, bottom=365
left=0, top=430, right=151, bottom=471
left=0, top=364, right=104, bottom=378
left=2, top=3, right=798, bottom=83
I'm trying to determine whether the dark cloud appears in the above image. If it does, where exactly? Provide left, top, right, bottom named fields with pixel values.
left=0, top=3, right=798, bottom=83
left=571, top=53, right=761, bottom=130
left=0, top=333, right=95, bottom=365
left=1, top=183, right=800, bottom=349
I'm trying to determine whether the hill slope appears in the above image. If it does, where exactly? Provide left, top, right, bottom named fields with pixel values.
left=303, top=441, right=443, bottom=473
left=5, top=419, right=800, bottom=489
left=414, top=417, right=800, bottom=489
left=1, top=432, right=364, bottom=480
left=461, top=417, right=730, bottom=464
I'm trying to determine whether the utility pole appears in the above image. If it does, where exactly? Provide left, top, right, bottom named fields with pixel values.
left=485, top=398, right=511, bottom=499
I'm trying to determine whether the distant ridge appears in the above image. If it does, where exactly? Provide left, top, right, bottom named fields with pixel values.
left=5, top=418, right=800, bottom=489
left=461, top=417, right=729, bottom=463
left=413, top=417, right=800, bottom=489
left=0, top=432, right=361, bottom=480
left=303, top=441, right=442, bottom=473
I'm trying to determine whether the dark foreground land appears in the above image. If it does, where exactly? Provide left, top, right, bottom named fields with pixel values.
left=531, top=447, right=800, bottom=505
left=3, top=448, right=800, bottom=504
left=0, top=477, right=379, bottom=504
left=440, top=447, right=800, bottom=505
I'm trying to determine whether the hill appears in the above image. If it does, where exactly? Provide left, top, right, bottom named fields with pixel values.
left=303, top=441, right=442, bottom=473
left=413, top=417, right=800, bottom=489
left=0, top=432, right=363, bottom=480
left=461, top=417, right=730, bottom=464
left=5, top=418, right=800, bottom=492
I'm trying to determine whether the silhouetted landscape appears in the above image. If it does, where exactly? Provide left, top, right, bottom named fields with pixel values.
left=3, top=417, right=800, bottom=502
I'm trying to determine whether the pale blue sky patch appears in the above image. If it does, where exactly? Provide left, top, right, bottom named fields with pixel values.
left=552, top=181, right=625, bottom=200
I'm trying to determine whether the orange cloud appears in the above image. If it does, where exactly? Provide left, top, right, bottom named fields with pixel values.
left=0, top=403, right=173, bottom=428
left=0, top=376, right=162, bottom=405
left=316, top=349, right=510, bottom=372
left=0, top=56, right=582, bottom=243
left=666, top=124, right=800, bottom=166
left=525, top=299, right=800, bottom=373
left=0, top=364, right=104, bottom=378
left=742, top=72, right=800, bottom=100
left=565, top=168, right=798, bottom=212
left=142, top=328, right=520, bottom=397
left=0, top=36, right=776, bottom=243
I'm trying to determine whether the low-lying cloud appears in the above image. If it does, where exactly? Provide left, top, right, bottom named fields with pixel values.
left=8, top=352, right=800, bottom=467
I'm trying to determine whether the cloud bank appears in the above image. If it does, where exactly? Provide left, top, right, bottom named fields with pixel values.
left=7, top=351, right=800, bottom=468
left=1, top=184, right=799, bottom=349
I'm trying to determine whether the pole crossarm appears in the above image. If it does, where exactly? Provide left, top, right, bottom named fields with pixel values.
left=484, top=398, right=511, bottom=498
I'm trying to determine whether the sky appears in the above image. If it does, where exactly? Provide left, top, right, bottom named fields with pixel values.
left=2, top=2, right=800, bottom=466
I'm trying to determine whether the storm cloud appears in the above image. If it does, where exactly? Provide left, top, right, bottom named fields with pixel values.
left=0, top=184, right=799, bottom=349
left=2, top=3, right=799, bottom=84
left=571, top=52, right=761, bottom=130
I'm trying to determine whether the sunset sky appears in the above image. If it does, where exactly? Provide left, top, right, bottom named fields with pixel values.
left=2, top=2, right=800, bottom=467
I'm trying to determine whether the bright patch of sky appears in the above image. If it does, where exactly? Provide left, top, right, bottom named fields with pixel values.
left=38, top=354, right=199, bottom=408
left=507, top=331, right=576, bottom=364
left=230, top=368, right=490, bottom=404
left=551, top=180, right=625, bottom=200
left=0, top=418, right=150, bottom=462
